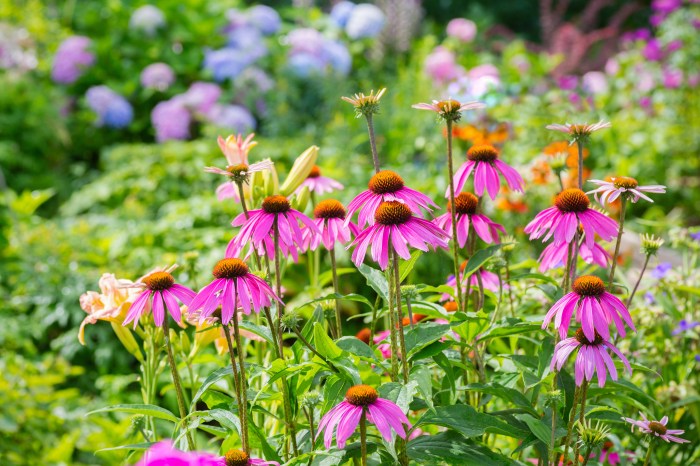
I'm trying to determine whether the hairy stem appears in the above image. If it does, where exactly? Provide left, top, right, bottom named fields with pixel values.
left=162, top=317, right=195, bottom=450
left=562, top=385, right=581, bottom=463
left=608, top=197, right=627, bottom=287
left=393, top=252, right=410, bottom=384
left=576, top=140, right=584, bottom=189
left=329, top=247, right=343, bottom=338
left=626, top=253, right=651, bottom=307
left=360, top=410, right=368, bottom=466
left=386, top=252, right=400, bottom=382
left=223, top=323, right=246, bottom=452
left=445, top=119, right=464, bottom=313
left=643, top=440, right=654, bottom=466
left=231, top=304, right=250, bottom=453
left=365, top=114, right=381, bottom=174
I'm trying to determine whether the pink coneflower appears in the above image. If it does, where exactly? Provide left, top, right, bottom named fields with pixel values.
left=543, top=275, right=635, bottom=341
left=122, top=266, right=195, bottom=328
left=136, top=440, right=221, bottom=466
left=317, top=384, right=411, bottom=449
left=551, top=329, right=631, bottom=387
left=188, top=258, right=280, bottom=324
left=546, top=121, right=611, bottom=142
left=450, top=144, right=524, bottom=200
left=350, top=201, right=448, bottom=270
left=219, top=449, right=281, bottom=466
left=622, top=413, right=689, bottom=444
left=434, top=192, right=505, bottom=246
left=587, top=177, right=666, bottom=204
left=295, top=165, right=344, bottom=195
left=373, top=330, right=392, bottom=359
left=412, top=98, right=485, bottom=121
left=303, top=199, right=360, bottom=251
left=346, top=170, right=437, bottom=227
left=227, top=195, right=320, bottom=260
left=442, top=267, right=501, bottom=301
left=538, top=239, right=610, bottom=272
left=524, top=188, right=618, bottom=249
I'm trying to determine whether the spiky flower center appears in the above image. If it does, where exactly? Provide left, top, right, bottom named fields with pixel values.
left=142, top=271, right=175, bottom=291
left=437, top=99, right=461, bottom=113
left=569, top=124, right=591, bottom=138
left=574, top=328, right=603, bottom=346
left=308, top=165, right=321, bottom=178
left=554, top=188, right=590, bottom=213
left=368, top=170, right=405, bottom=194
left=572, top=276, right=606, bottom=297
left=346, top=384, right=379, bottom=406
left=225, top=449, right=250, bottom=466
left=648, top=421, right=668, bottom=436
left=443, top=301, right=459, bottom=313
left=374, top=201, right=412, bottom=225
left=449, top=192, right=479, bottom=215
left=314, top=199, right=346, bottom=219
left=467, top=144, right=498, bottom=163
left=213, top=258, right=249, bottom=279
left=262, top=195, right=291, bottom=213
left=613, top=176, right=638, bottom=189
left=227, top=164, right=249, bottom=176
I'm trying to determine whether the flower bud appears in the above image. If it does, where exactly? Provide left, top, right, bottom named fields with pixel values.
left=110, top=322, right=144, bottom=363
left=280, top=145, right=319, bottom=196
left=640, top=233, right=664, bottom=256
left=291, top=186, right=310, bottom=212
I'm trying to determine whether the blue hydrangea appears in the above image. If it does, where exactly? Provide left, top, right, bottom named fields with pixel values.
left=287, top=52, right=327, bottom=78
left=85, top=85, right=133, bottom=128
left=247, top=5, right=281, bottom=35
left=345, top=3, right=385, bottom=40
left=205, top=104, right=256, bottom=133
left=330, top=1, right=356, bottom=28
left=323, top=40, right=352, bottom=76
left=203, top=48, right=250, bottom=81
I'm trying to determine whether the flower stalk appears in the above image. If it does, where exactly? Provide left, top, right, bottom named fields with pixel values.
left=392, top=252, right=410, bottom=384
left=360, top=410, right=368, bottom=466
left=162, top=315, right=195, bottom=450
left=329, top=248, right=343, bottom=338
left=608, top=197, right=627, bottom=286
left=445, top=119, right=465, bottom=313
left=222, top=323, right=246, bottom=452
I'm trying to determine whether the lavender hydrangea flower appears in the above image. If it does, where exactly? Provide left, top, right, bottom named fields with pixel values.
left=129, top=5, right=166, bottom=36
left=140, top=62, right=175, bottom=91
left=330, top=1, right=356, bottom=28
left=247, top=5, right=281, bottom=35
left=151, top=97, right=191, bottom=142
left=205, top=104, right=256, bottom=133
left=204, top=48, right=249, bottom=81
left=182, top=81, right=221, bottom=114
left=322, top=40, right=352, bottom=76
left=85, top=86, right=133, bottom=128
left=51, top=36, right=95, bottom=84
left=345, top=3, right=385, bottom=39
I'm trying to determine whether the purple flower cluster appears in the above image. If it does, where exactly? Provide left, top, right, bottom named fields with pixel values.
left=286, top=28, right=351, bottom=77
left=129, top=5, right=166, bottom=36
left=140, top=62, right=175, bottom=91
left=651, top=0, right=683, bottom=27
left=446, top=18, right=477, bottom=42
left=51, top=36, right=95, bottom=84
left=85, top=85, right=133, bottom=128
left=330, top=2, right=386, bottom=40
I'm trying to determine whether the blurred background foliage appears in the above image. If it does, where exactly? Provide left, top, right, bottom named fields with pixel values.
left=1, top=0, right=700, bottom=464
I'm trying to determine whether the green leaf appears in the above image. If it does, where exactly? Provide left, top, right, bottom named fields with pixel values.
left=336, top=336, right=376, bottom=360
left=238, top=321, right=275, bottom=346
left=357, top=263, right=388, bottom=300
left=509, top=272, right=559, bottom=286
left=208, top=408, right=241, bottom=433
left=411, top=365, right=434, bottom=410
left=190, top=366, right=233, bottom=411
left=463, top=244, right=505, bottom=278
left=312, top=322, right=344, bottom=360
left=318, top=267, right=356, bottom=287
left=95, top=442, right=155, bottom=454
left=298, top=293, right=373, bottom=310
left=416, top=405, right=527, bottom=439
left=404, top=323, right=450, bottom=356
left=465, top=383, right=537, bottom=416
left=479, top=321, right=543, bottom=340
left=399, top=250, right=422, bottom=282
left=322, top=374, right=352, bottom=413
left=407, top=431, right=517, bottom=465
left=87, top=404, right=178, bottom=423
left=379, top=381, right=417, bottom=412
left=519, top=414, right=551, bottom=446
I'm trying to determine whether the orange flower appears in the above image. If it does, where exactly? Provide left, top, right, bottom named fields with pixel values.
left=531, top=160, right=552, bottom=185
left=451, top=121, right=510, bottom=146
left=543, top=141, right=589, bottom=169
left=497, top=197, right=528, bottom=213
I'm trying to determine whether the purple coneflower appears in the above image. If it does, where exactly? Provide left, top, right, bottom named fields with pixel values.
left=350, top=201, right=448, bottom=270
left=538, top=239, right=610, bottom=272
left=587, top=177, right=666, bottom=204
left=622, top=413, right=689, bottom=444
left=219, top=449, right=281, bottom=466
left=227, top=195, right=320, bottom=260
left=546, top=121, right=611, bottom=142
left=123, top=266, right=195, bottom=328
left=450, top=144, right=524, bottom=200
left=524, top=188, right=618, bottom=248
left=296, top=165, right=344, bottom=195
left=136, top=440, right=220, bottom=466
left=412, top=98, right=485, bottom=121
left=434, top=192, right=505, bottom=246
left=303, top=199, right=360, bottom=251
left=346, top=170, right=437, bottom=228
left=317, top=384, right=411, bottom=449
left=551, top=329, right=631, bottom=387
left=543, top=275, right=635, bottom=341
left=189, top=258, right=280, bottom=323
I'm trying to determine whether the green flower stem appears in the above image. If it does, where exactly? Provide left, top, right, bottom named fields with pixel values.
left=608, top=197, right=627, bottom=287
left=369, top=295, right=380, bottom=346
left=643, top=440, right=654, bottom=466
left=292, top=327, right=339, bottom=373
left=360, top=410, right=368, bottom=466
left=445, top=119, right=464, bottom=313
left=386, top=252, right=400, bottom=382
left=162, top=316, right=195, bottom=450
left=576, top=141, right=584, bottom=190
left=329, top=248, right=343, bottom=338
left=231, top=305, right=250, bottom=453
left=504, top=252, right=515, bottom=316
left=562, top=385, right=581, bottom=463
left=223, top=323, right=246, bottom=451
left=392, top=252, right=410, bottom=384
left=573, top=380, right=589, bottom=465
left=626, top=253, right=651, bottom=307
left=365, top=113, right=381, bottom=174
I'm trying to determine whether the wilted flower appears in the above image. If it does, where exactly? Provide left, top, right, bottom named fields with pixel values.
left=412, top=98, right=485, bottom=122
left=85, top=85, right=133, bottom=128
left=551, top=329, right=631, bottom=387
left=152, top=97, right=191, bottom=142
left=545, top=121, right=611, bottom=143
left=543, top=275, right=635, bottom=342
left=140, top=62, right=175, bottom=91
left=587, top=177, right=666, bottom=204
left=345, top=3, right=386, bottom=40
left=123, top=266, right=196, bottom=328
left=79, top=273, right=141, bottom=345
left=350, top=201, right=448, bottom=270
left=51, top=36, right=95, bottom=84
left=129, top=5, right=166, bottom=36
left=450, top=144, right=524, bottom=200
left=317, top=384, right=411, bottom=449
left=446, top=18, right=476, bottom=42
left=622, top=413, right=689, bottom=444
